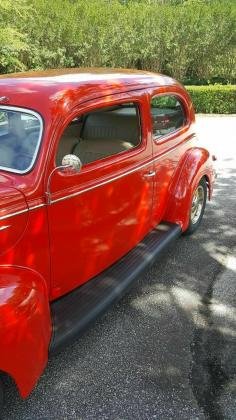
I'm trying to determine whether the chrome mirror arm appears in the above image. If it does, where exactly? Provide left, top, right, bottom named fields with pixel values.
left=46, top=165, right=70, bottom=205
left=46, top=155, right=82, bottom=205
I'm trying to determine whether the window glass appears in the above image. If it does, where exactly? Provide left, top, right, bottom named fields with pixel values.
left=56, top=102, right=141, bottom=166
left=0, top=108, right=42, bottom=173
left=151, top=95, right=186, bottom=138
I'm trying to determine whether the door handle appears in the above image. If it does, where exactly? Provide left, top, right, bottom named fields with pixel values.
left=143, top=170, right=156, bottom=178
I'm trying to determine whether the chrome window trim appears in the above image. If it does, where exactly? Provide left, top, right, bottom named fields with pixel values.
left=0, top=105, right=43, bottom=174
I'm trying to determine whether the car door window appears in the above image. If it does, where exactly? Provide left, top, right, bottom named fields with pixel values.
left=56, top=102, right=141, bottom=166
left=151, top=95, right=186, bottom=139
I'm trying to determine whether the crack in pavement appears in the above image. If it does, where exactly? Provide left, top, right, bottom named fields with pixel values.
left=190, top=257, right=236, bottom=420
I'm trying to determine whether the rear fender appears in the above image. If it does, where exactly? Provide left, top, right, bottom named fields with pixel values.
left=0, top=266, right=51, bottom=398
left=163, top=147, right=213, bottom=231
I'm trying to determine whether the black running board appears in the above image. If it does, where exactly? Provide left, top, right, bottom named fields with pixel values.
left=50, top=222, right=181, bottom=353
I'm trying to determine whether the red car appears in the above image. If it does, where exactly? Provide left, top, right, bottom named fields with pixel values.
left=0, top=68, right=215, bottom=408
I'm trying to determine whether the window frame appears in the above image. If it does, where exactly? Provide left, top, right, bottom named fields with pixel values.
left=0, top=105, right=43, bottom=175
left=55, top=99, right=143, bottom=169
left=150, top=93, right=188, bottom=143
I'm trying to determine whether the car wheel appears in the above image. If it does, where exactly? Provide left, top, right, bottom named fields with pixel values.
left=184, top=178, right=207, bottom=235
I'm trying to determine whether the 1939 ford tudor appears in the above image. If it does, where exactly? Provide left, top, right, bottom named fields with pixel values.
left=0, top=68, right=215, bottom=407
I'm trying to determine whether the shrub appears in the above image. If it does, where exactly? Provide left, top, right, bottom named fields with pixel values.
left=0, top=0, right=29, bottom=73
left=0, top=0, right=235, bottom=84
left=186, top=85, right=236, bottom=114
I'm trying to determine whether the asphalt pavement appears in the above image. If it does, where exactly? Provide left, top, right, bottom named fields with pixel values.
left=2, top=115, right=236, bottom=420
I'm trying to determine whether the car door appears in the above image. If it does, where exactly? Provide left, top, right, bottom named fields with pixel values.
left=148, top=89, right=193, bottom=227
left=47, top=92, right=154, bottom=299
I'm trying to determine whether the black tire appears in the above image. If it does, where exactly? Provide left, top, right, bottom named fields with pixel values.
left=184, top=177, right=207, bottom=235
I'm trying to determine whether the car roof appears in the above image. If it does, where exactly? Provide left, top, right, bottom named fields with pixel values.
left=0, top=68, right=180, bottom=117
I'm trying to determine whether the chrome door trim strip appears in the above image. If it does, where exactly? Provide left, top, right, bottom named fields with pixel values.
left=29, top=203, right=45, bottom=211
left=0, top=208, right=28, bottom=221
left=0, top=224, right=11, bottom=231
left=0, top=203, right=45, bottom=221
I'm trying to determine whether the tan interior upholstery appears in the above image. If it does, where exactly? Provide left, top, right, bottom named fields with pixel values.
left=73, top=109, right=139, bottom=165
left=82, top=109, right=139, bottom=143
left=73, top=139, right=135, bottom=164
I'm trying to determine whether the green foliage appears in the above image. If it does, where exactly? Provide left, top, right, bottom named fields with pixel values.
left=0, top=0, right=235, bottom=85
left=0, top=0, right=29, bottom=72
left=186, top=85, right=236, bottom=113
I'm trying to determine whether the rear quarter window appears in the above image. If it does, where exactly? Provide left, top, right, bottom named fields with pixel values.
left=151, top=95, right=186, bottom=139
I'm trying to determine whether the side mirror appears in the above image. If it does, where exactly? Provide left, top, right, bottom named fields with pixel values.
left=46, top=155, right=82, bottom=205
left=61, top=154, right=82, bottom=173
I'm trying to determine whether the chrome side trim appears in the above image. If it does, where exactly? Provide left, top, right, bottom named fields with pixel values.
left=0, top=203, right=45, bottom=221
left=28, top=203, right=45, bottom=211
left=0, top=224, right=10, bottom=231
left=0, top=208, right=28, bottom=221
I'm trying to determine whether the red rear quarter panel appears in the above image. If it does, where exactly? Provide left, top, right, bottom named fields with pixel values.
left=164, top=146, right=215, bottom=230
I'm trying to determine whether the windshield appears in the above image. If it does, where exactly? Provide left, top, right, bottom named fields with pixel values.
left=0, top=106, right=43, bottom=173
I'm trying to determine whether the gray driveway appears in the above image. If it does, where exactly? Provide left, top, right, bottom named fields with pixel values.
left=2, top=115, right=236, bottom=420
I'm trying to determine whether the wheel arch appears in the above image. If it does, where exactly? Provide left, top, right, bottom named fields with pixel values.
left=163, top=147, right=214, bottom=231
left=0, top=265, right=52, bottom=398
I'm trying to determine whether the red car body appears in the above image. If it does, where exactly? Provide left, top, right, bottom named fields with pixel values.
left=0, top=68, right=215, bottom=402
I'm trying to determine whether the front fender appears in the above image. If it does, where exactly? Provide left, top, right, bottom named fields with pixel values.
left=0, top=266, right=51, bottom=398
left=164, top=147, right=214, bottom=231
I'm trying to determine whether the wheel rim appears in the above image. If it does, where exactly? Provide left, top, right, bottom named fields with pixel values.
left=191, top=185, right=204, bottom=224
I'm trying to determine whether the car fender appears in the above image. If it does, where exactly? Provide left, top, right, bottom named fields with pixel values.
left=0, top=265, right=52, bottom=398
left=163, top=147, right=213, bottom=231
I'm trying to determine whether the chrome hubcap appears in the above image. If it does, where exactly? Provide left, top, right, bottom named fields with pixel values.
left=191, top=185, right=204, bottom=224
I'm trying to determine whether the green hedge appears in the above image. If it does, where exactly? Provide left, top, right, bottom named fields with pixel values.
left=186, top=85, right=236, bottom=114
